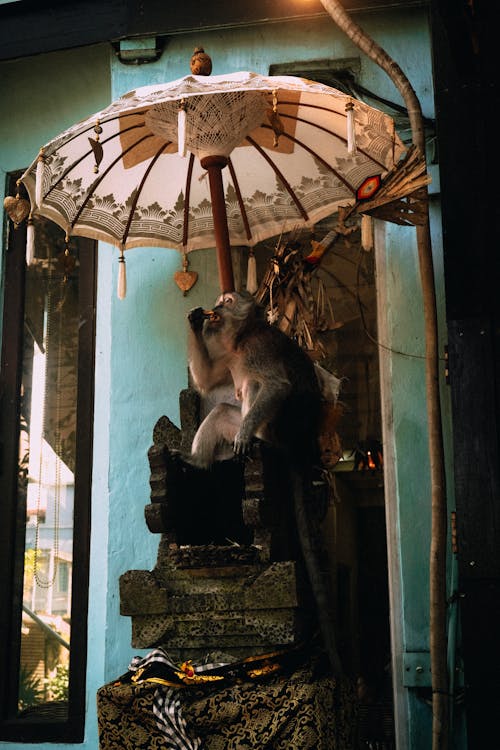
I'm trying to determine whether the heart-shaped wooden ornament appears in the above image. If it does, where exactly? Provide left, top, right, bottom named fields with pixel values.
left=174, top=269, right=198, bottom=295
left=4, top=195, right=31, bottom=227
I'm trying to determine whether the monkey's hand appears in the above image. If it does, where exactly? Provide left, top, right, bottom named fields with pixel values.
left=233, top=426, right=254, bottom=458
left=188, top=306, right=206, bottom=332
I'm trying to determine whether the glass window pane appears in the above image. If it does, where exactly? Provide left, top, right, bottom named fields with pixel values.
left=16, top=218, right=80, bottom=719
left=1, top=175, right=95, bottom=741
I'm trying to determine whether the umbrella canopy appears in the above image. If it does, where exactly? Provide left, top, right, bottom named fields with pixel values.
left=21, top=70, right=405, bottom=292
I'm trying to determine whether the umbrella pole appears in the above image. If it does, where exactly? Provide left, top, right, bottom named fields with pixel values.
left=200, top=155, right=235, bottom=293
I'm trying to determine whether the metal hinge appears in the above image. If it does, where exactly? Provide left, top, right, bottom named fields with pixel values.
left=402, top=652, right=431, bottom=687
left=444, top=344, right=450, bottom=384
left=403, top=651, right=465, bottom=689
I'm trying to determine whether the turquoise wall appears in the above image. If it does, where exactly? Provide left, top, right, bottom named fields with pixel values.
left=0, top=8, right=460, bottom=749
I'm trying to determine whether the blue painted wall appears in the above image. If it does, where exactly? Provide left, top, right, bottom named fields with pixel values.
left=0, top=8, right=462, bottom=748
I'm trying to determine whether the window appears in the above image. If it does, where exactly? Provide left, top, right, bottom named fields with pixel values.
left=0, top=173, right=96, bottom=742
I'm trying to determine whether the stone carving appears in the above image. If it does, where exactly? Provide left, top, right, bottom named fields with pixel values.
left=120, top=386, right=329, bottom=662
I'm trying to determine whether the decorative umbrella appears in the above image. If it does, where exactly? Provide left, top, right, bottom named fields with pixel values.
left=18, top=66, right=405, bottom=296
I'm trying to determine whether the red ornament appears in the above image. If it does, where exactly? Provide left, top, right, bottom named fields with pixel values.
left=356, top=175, right=381, bottom=201
left=180, top=660, right=195, bottom=678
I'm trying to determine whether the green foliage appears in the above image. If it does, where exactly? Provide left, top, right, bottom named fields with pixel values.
left=18, top=665, right=43, bottom=710
left=45, top=662, right=69, bottom=701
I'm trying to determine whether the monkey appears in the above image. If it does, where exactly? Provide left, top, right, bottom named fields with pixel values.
left=186, top=290, right=343, bottom=675
left=187, top=290, right=322, bottom=469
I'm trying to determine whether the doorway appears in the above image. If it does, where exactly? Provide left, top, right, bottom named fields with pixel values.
left=250, top=212, right=395, bottom=747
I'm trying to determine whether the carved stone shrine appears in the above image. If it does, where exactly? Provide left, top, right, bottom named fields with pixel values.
left=119, top=385, right=329, bottom=663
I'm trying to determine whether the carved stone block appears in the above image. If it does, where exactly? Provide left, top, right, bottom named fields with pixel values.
left=122, top=558, right=313, bottom=659
left=120, top=392, right=331, bottom=662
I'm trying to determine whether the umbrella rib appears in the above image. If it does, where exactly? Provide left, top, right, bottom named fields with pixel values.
left=43, top=123, right=148, bottom=200
left=227, top=157, right=252, bottom=242
left=261, top=124, right=356, bottom=193
left=121, top=141, right=172, bottom=247
left=246, top=135, right=309, bottom=221
left=277, top=99, right=344, bottom=113
left=44, top=110, right=149, bottom=156
left=278, top=112, right=388, bottom=171
left=68, top=133, right=155, bottom=231
left=182, top=153, right=195, bottom=248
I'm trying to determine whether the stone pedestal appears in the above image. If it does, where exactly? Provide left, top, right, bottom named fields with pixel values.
left=119, top=388, right=328, bottom=662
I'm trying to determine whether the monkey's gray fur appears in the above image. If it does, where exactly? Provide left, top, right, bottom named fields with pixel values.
left=187, top=290, right=343, bottom=675
left=188, top=290, right=322, bottom=468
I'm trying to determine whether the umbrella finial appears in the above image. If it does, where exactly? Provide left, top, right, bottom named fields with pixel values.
left=190, top=47, right=212, bottom=76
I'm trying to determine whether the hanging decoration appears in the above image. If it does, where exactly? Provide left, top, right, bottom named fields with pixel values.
left=361, top=214, right=374, bottom=251
left=3, top=179, right=30, bottom=227
left=35, top=147, right=46, bottom=208
left=56, top=234, right=77, bottom=282
left=117, top=246, right=127, bottom=299
left=267, top=90, right=285, bottom=147
left=177, top=100, right=187, bottom=157
left=88, top=119, right=104, bottom=174
left=246, top=249, right=258, bottom=294
left=345, top=99, right=357, bottom=155
left=174, top=249, right=198, bottom=295
left=26, top=213, right=36, bottom=266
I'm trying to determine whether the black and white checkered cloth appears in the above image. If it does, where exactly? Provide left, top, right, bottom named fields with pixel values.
left=128, top=648, right=230, bottom=750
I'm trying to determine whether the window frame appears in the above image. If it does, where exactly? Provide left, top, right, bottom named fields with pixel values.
left=0, top=172, right=96, bottom=743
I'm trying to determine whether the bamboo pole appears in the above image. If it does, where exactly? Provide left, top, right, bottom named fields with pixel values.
left=318, top=2, right=449, bottom=748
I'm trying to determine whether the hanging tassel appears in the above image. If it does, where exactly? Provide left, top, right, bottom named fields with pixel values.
left=361, top=214, right=374, bottom=251
left=345, top=100, right=357, bottom=156
left=26, top=214, right=35, bottom=266
left=88, top=119, right=104, bottom=174
left=57, top=233, right=76, bottom=281
left=178, top=100, right=187, bottom=157
left=246, top=249, right=258, bottom=294
left=35, top=148, right=46, bottom=207
left=267, top=90, right=284, bottom=148
left=117, top=248, right=127, bottom=300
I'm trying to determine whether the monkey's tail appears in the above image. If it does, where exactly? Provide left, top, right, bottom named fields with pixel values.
left=290, top=468, right=343, bottom=677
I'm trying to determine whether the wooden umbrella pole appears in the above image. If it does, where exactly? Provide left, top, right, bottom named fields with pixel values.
left=318, top=2, right=449, bottom=748
left=200, top=155, right=235, bottom=293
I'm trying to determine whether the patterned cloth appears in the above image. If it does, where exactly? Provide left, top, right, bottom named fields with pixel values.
left=97, top=647, right=356, bottom=749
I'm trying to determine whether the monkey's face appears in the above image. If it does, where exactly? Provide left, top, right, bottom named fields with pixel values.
left=201, top=291, right=257, bottom=336
left=203, top=292, right=238, bottom=331
left=214, top=291, right=256, bottom=321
